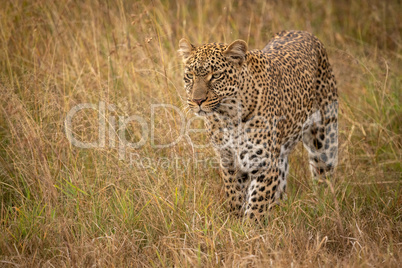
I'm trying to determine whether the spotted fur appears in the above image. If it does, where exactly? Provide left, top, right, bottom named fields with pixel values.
left=179, top=31, right=338, bottom=220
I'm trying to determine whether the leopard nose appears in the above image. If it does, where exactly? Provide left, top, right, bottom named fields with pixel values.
left=192, top=98, right=206, bottom=106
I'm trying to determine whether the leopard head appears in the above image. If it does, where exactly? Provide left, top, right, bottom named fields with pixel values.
left=178, top=38, right=248, bottom=116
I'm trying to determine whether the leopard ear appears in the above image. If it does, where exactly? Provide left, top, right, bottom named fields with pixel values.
left=224, top=39, right=248, bottom=65
left=178, top=38, right=195, bottom=62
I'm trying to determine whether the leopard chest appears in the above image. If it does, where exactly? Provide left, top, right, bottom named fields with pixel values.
left=206, top=118, right=275, bottom=174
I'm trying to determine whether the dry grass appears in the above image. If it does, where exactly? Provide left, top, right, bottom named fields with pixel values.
left=0, top=0, right=401, bottom=267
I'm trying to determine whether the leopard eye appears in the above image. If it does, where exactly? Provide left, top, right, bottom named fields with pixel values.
left=212, top=73, right=222, bottom=80
left=185, top=73, right=193, bottom=80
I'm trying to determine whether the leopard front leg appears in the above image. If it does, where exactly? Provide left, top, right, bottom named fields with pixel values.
left=243, top=160, right=286, bottom=220
left=236, top=145, right=287, bottom=221
left=217, top=147, right=251, bottom=216
left=221, top=169, right=250, bottom=216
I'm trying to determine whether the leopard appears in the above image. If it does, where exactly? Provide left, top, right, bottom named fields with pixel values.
left=178, top=30, right=338, bottom=221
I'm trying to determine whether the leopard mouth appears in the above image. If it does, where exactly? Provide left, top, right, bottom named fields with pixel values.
left=196, top=110, right=209, bottom=116
left=194, top=103, right=221, bottom=116
left=195, top=107, right=213, bottom=116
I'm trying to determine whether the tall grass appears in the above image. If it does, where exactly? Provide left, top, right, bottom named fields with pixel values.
left=0, top=0, right=400, bottom=266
